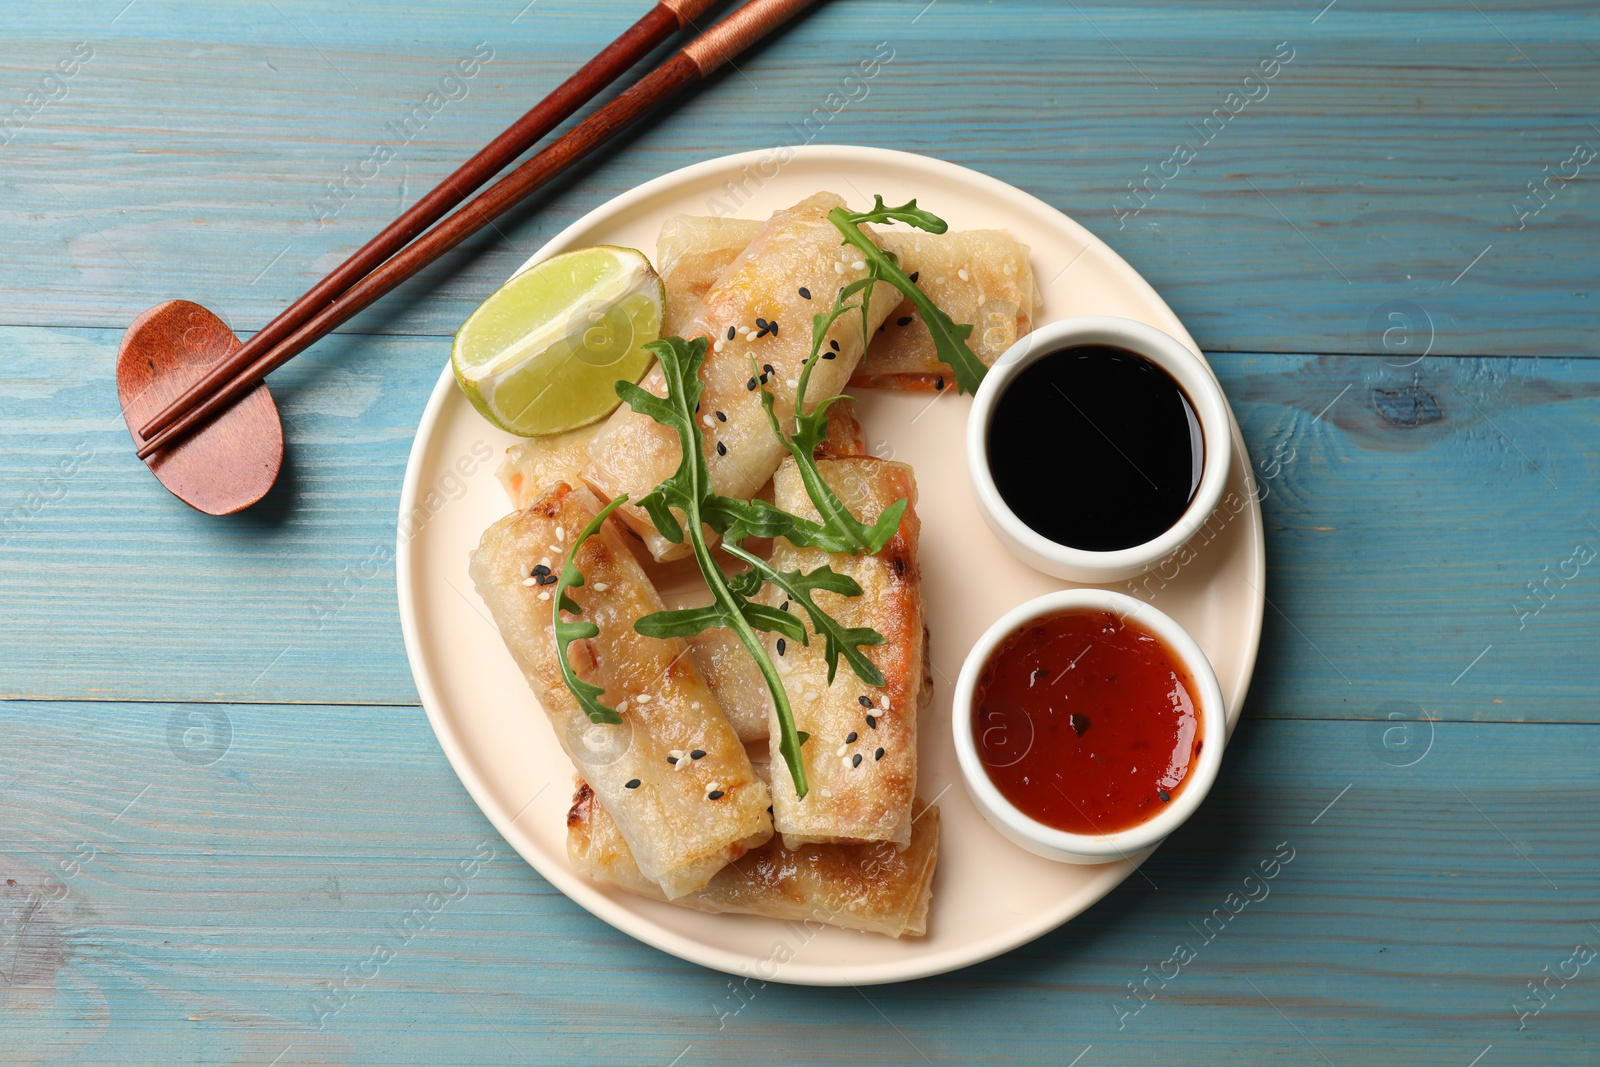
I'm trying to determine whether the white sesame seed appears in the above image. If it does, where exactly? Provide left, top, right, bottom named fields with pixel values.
left=555, top=527, right=565, bottom=543
left=804, top=689, right=819, bottom=701
left=1003, top=262, right=1015, bottom=276
left=841, top=756, right=853, bottom=768
left=706, top=781, right=721, bottom=793
left=879, top=695, right=889, bottom=710
left=537, top=591, right=550, bottom=601
left=836, top=744, right=848, bottom=757
left=635, top=694, right=652, bottom=704
left=522, top=577, right=538, bottom=587
left=833, top=262, right=845, bottom=274
left=821, top=788, right=833, bottom=798
left=978, top=294, right=986, bottom=306
left=958, top=268, right=970, bottom=281
left=702, top=414, right=714, bottom=427
left=713, top=339, right=725, bottom=352
left=745, top=330, right=758, bottom=341
left=852, top=260, right=866, bottom=270
left=670, top=749, right=684, bottom=759
left=593, top=581, right=609, bottom=592
left=549, top=544, right=561, bottom=553
left=617, top=701, right=628, bottom=713
left=540, top=557, right=551, bottom=568
left=786, top=379, right=798, bottom=389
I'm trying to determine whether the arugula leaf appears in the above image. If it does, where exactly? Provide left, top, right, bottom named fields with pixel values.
left=553, top=494, right=630, bottom=725
left=723, top=542, right=887, bottom=689
left=615, top=336, right=812, bottom=797
left=826, top=197, right=988, bottom=395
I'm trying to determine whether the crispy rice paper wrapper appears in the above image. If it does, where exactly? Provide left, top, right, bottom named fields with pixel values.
left=656, top=215, right=1037, bottom=390
left=470, top=482, right=772, bottom=899
left=765, top=457, right=923, bottom=849
left=568, top=777, right=939, bottom=938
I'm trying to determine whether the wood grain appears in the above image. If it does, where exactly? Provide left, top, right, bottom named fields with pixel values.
left=1, top=2, right=1595, bottom=356
left=1, top=0, right=1597, bottom=1062
left=4, top=327, right=1595, bottom=721
left=0, top=702, right=1593, bottom=1065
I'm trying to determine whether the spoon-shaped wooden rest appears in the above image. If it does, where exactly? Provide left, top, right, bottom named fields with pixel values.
left=117, top=301, right=283, bottom=515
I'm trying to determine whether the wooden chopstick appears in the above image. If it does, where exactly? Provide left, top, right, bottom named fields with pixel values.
left=139, top=0, right=819, bottom=460
left=135, top=0, right=719, bottom=445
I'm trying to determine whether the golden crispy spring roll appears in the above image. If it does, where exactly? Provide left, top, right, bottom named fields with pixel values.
left=655, top=216, right=1037, bottom=389
left=568, top=779, right=940, bottom=939
left=469, top=483, right=772, bottom=898
left=766, top=458, right=923, bottom=848
left=584, top=193, right=902, bottom=561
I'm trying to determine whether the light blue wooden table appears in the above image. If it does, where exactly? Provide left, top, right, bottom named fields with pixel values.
left=3, top=2, right=1597, bottom=1064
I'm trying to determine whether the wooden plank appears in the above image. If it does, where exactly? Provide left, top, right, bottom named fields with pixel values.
left=3, top=324, right=1596, bottom=720
left=0, top=702, right=1593, bottom=1064
left=0, top=2, right=1595, bottom=356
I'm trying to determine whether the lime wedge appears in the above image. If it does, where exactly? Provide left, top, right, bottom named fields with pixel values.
left=452, top=245, right=664, bottom=436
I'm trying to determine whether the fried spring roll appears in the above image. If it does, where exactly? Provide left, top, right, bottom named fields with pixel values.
left=765, top=458, right=923, bottom=848
left=584, top=193, right=902, bottom=561
left=469, top=483, right=772, bottom=898
left=656, top=215, right=1038, bottom=389
left=568, top=779, right=940, bottom=938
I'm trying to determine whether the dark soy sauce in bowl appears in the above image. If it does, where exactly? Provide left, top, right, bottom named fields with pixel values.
left=986, top=346, right=1204, bottom=552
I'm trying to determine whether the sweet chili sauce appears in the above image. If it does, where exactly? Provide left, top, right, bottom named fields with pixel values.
left=971, top=608, right=1203, bottom=834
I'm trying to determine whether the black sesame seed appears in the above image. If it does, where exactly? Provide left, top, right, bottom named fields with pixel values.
left=667, top=756, right=678, bottom=765
left=756, top=317, right=769, bottom=329
left=625, top=779, right=641, bottom=789
left=716, top=441, right=727, bottom=456
left=874, top=747, right=885, bottom=760
left=897, top=315, right=914, bottom=327
left=1159, top=789, right=1171, bottom=803
left=707, top=789, right=725, bottom=800
left=531, top=564, right=551, bottom=576
left=830, top=339, right=840, bottom=351
left=866, top=714, right=878, bottom=729
left=690, top=749, right=706, bottom=760
left=845, top=732, right=858, bottom=743
left=858, top=696, right=872, bottom=707
left=727, top=326, right=737, bottom=340
left=935, top=376, right=945, bottom=391
left=776, top=638, right=787, bottom=655
left=746, top=377, right=758, bottom=390
left=780, top=600, right=790, bottom=612
left=909, top=271, right=920, bottom=283
left=715, top=410, right=727, bottom=422
left=535, top=573, right=558, bottom=586
left=851, top=753, right=862, bottom=768
left=763, top=363, right=774, bottom=375
left=799, top=287, right=812, bottom=300
left=770, top=321, right=779, bottom=336
left=822, top=351, right=836, bottom=360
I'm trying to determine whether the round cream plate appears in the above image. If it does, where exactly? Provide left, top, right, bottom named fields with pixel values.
left=397, top=146, right=1265, bottom=986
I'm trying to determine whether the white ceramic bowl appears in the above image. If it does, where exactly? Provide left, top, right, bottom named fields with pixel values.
left=966, top=316, right=1234, bottom=582
left=952, top=588, right=1228, bottom=864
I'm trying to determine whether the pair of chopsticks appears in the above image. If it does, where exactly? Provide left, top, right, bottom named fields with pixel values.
left=135, top=0, right=818, bottom=458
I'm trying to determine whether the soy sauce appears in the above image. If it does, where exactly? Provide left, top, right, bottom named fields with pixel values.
left=987, top=346, right=1203, bottom=551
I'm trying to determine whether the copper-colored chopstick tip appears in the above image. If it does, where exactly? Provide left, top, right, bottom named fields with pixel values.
left=661, top=0, right=722, bottom=25
left=683, top=0, right=818, bottom=75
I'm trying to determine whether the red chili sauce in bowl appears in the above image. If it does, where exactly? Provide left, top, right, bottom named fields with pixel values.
left=970, top=607, right=1204, bottom=835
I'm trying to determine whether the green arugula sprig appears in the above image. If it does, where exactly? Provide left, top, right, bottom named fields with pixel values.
left=614, top=337, right=819, bottom=796
left=826, top=196, right=989, bottom=395
left=552, top=494, right=630, bottom=725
